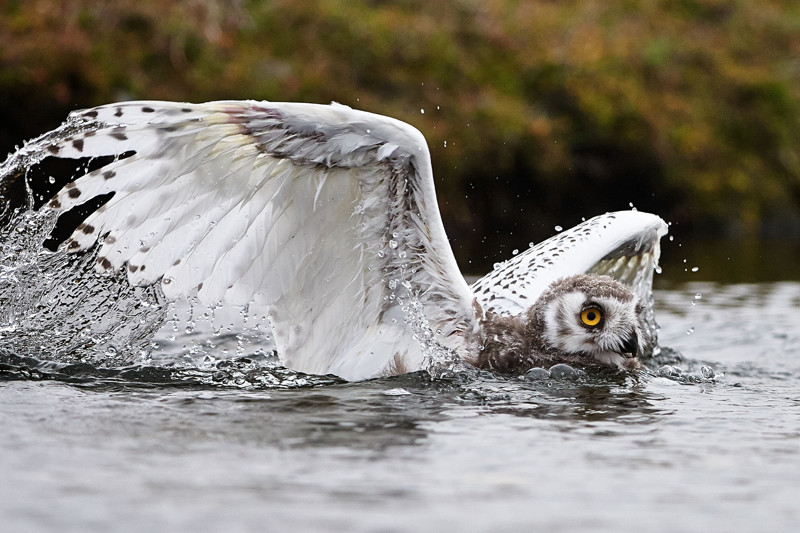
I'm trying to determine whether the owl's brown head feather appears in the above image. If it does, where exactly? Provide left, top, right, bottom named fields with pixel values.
left=472, top=274, right=646, bottom=375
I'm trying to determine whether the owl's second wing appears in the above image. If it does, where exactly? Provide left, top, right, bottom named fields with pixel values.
left=471, top=211, right=668, bottom=317
left=8, top=100, right=479, bottom=380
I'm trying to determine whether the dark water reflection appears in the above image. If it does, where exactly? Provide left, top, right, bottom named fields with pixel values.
left=657, top=237, right=800, bottom=283
left=1, top=358, right=673, bottom=450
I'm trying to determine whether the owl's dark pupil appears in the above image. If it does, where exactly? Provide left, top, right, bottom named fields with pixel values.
left=587, top=311, right=596, bottom=321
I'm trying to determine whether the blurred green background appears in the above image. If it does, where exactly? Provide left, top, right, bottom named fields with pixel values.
left=2, top=0, right=799, bottom=279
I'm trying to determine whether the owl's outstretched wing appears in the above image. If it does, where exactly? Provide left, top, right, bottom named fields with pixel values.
left=4, top=101, right=480, bottom=380
left=471, top=211, right=668, bottom=317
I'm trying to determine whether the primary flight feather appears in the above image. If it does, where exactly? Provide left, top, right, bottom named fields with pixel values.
left=0, top=101, right=667, bottom=380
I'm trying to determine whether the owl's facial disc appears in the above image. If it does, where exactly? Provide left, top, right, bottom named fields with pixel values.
left=539, top=276, right=646, bottom=368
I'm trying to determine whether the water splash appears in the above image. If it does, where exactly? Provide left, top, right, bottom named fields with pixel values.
left=0, top=208, right=166, bottom=366
left=0, top=351, right=345, bottom=389
left=400, top=295, right=467, bottom=378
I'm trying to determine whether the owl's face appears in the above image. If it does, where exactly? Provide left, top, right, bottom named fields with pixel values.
left=538, top=275, right=646, bottom=367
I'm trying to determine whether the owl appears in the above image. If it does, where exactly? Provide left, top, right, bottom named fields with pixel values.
left=0, top=100, right=667, bottom=380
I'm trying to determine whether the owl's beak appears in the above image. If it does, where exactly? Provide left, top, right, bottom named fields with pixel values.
left=620, top=331, right=640, bottom=358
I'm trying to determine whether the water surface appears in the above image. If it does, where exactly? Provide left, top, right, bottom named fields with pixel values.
left=2, top=281, right=799, bottom=532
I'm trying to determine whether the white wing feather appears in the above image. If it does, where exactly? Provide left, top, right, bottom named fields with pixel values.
left=36, top=100, right=479, bottom=380
left=472, top=211, right=667, bottom=320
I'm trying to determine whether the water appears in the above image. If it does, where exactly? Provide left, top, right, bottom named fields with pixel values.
left=2, top=100, right=797, bottom=531
left=1, top=279, right=799, bottom=532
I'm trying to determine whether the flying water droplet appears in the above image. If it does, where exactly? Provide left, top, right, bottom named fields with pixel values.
left=388, top=240, right=398, bottom=249
left=554, top=225, right=563, bottom=232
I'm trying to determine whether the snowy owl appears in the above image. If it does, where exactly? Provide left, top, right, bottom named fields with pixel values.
left=0, top=101, right=667, bottom=380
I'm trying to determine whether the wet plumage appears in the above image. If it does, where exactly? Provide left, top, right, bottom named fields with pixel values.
left=0, top=100, right=668, bottom=380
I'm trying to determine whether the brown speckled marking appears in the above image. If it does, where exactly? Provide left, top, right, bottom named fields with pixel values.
left=114, top=108, right=123, bottom=117
left=111, top=131, right=128, bottom=141
left=99, top=257, right=112, bottom=269
left=128, top=264, right=139, bottom=273
left=72, top=139, right=84, bottom=152
left=82, top=224, right=95, bottom=234
left=67, top=240, right=80, bottom=250
left=84, top=110, right=99, bottom=119
left=103, top=170, right=116, bottom=180
left=142, top=106, right=155, bottom=113
left=49, top=198, right=61, bottom=209
left=67, top=188, right=81, bottom=199
left=47, top=144, right=60, bottom=154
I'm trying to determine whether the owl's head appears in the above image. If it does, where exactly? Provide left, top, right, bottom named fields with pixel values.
left=534, top=274, right=647, bottom=368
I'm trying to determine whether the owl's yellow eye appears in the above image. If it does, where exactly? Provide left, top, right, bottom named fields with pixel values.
left=580, top=307, right=603, bottom=327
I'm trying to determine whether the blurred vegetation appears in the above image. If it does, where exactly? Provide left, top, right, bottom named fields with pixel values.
left=1, top=0, right=799, bottom=272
